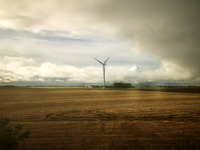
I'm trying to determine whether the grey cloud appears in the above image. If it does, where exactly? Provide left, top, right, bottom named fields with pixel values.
left=91, top=0, right=200, bottom=79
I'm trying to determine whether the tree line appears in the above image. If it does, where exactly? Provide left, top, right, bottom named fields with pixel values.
left=113, top=82, right=134, bottom=88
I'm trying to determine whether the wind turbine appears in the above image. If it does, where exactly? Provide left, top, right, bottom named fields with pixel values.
left=94, top=57, right=110, bottom=90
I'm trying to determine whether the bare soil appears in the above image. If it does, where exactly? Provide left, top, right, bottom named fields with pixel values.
left=0, top=87, right=200, bottom=150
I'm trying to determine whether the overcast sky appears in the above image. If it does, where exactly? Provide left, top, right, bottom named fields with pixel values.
left=0, top=0, right=200, bottom=86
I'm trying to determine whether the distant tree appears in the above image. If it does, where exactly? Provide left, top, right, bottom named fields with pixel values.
left=113, top=82, right=123, bottom=88
left=123, top=83, right=133, bottom=88
left=113, top=82, right=133, bottom=88
left=0, top=117, right=31, bottom=150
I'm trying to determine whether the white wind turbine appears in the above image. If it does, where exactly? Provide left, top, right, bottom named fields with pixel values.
left=94, top=57, right=110, bottom=90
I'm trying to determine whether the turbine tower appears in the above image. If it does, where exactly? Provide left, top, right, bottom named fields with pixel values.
left=94, top=57, right=110, bottom=90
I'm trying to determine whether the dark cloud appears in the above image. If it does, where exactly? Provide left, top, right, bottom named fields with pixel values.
left=87, top=0, right=200, bottom=79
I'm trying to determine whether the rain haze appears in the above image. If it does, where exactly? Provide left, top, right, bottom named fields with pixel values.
left=0, top=0, right=200, bottom=86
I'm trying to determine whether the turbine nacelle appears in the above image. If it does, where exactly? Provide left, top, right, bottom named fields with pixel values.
left=94, top=57, right=110, bottom=65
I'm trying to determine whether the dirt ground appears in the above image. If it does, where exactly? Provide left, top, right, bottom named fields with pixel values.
left=0, top=87, right=200, bottom=149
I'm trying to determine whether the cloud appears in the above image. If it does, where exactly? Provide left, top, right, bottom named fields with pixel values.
left=0, top=56, right=102, bottom=83
left=0, top=0, right=199, bottom=85
left=129, top=65, right=139, bottom=71
left=0, top=0, right=111, bottom=36
left=89, top=0, right=200, bottom=79
left=0, top=56, right=195, bottom=86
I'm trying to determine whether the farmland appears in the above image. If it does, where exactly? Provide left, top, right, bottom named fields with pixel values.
left=0, top=87, right=200, bottom=149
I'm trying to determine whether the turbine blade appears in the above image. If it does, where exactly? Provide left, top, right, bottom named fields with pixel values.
left=94, top=58, right=103, bottom=65
left=104, top=56, right=110, bottom=64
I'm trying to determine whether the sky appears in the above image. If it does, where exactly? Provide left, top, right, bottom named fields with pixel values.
left=0, top=0, right=200, bottom=86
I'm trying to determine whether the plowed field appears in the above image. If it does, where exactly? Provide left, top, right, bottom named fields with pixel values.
left=0, top=87, right=200, bottom=149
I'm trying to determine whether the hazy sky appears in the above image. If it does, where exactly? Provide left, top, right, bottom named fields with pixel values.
left=0, top=0, right=200, bottom=86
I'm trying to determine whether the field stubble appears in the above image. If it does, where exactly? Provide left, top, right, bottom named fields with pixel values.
left=0, top=87, right=200, bottom=149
